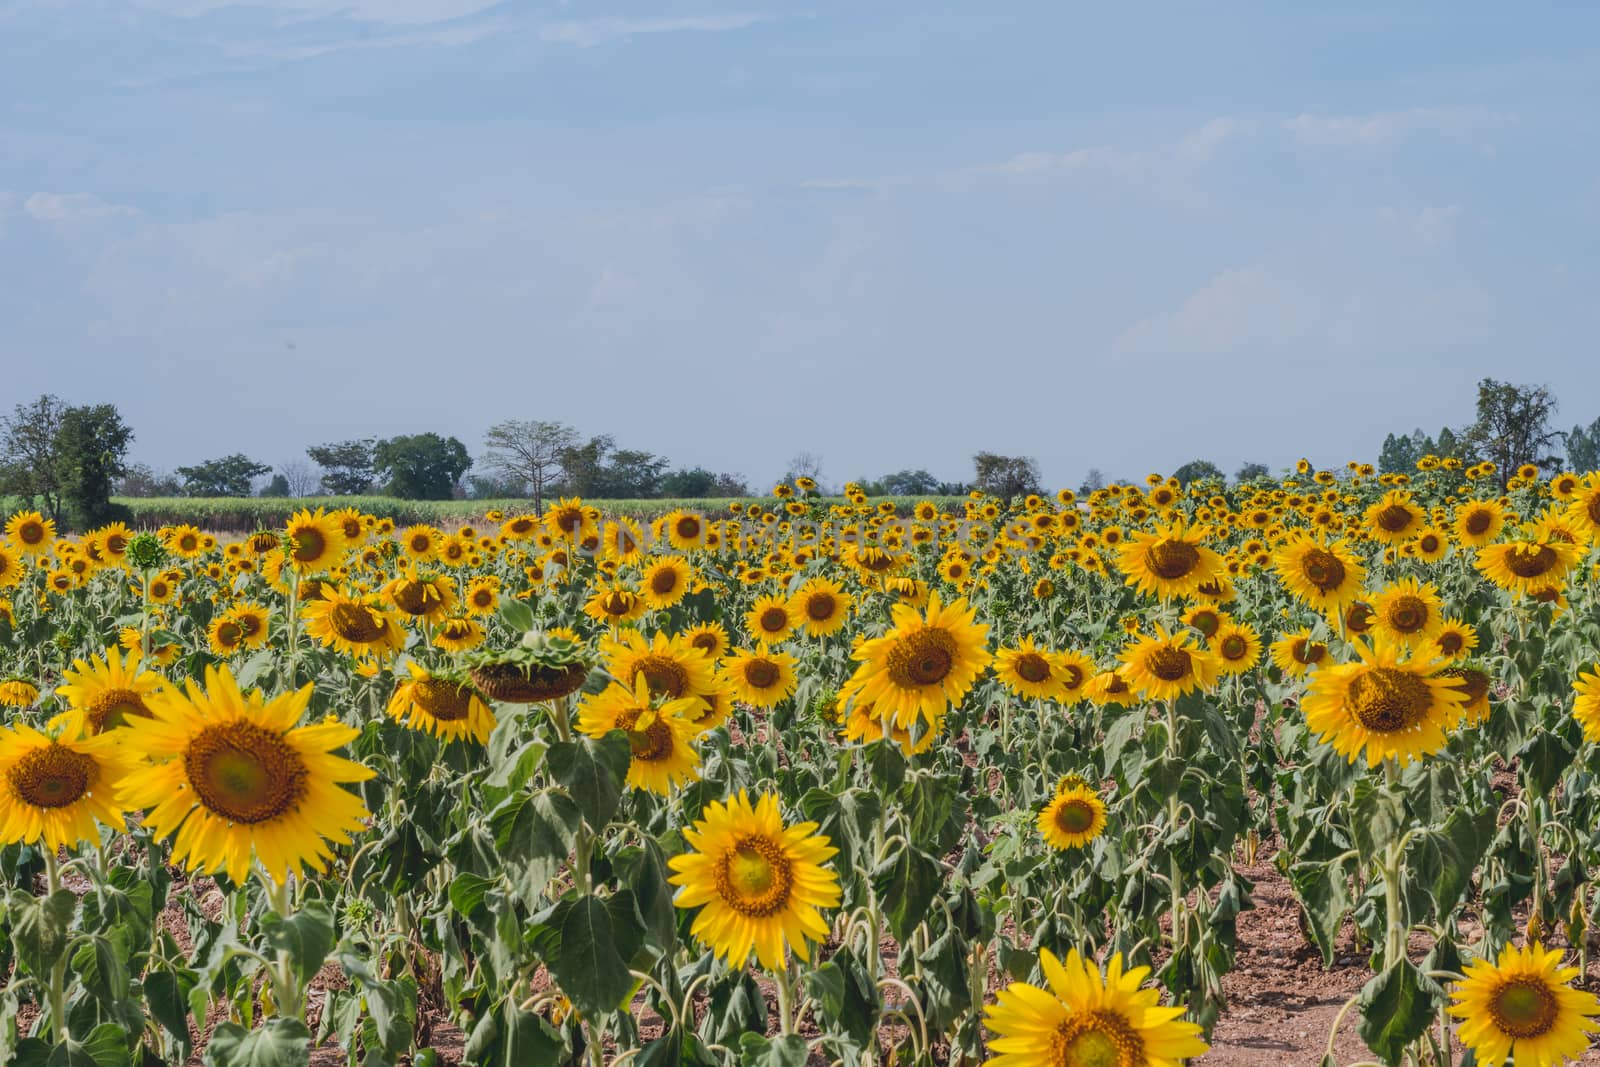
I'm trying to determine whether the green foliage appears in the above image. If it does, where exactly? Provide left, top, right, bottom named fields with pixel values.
left=305, top=439, right=377, bottom=496
left=372, top=433, right=472, bottom=500
left=53, top=403, right=133, bottom=531
left=175, top=454, right=271, bottom=498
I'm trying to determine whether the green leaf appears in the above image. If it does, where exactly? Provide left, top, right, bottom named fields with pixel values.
left=1351, top=780, right=1406, bottom=865
left=736, top=1033, right=808, bottom=1067
left=70, top=936, right=130, bottom=1008
left=448, top=872, right=493, bottom=920
left=142, top=967, right=197, bottom=1057
left=549, top=894, right=638, bottom=1019
left=492, top=788, right=581, bottom=905
left=547, top=734, right=631, bottom=829
left=805, top=948, right=878, bottom=1047
left=9, top=889, right=78, bottom=978
left=498, top=598, right=536, bottom=632
left=1356, top=960, right=1441, bottom=1067
left=463, top=1002, right=562, bottom=1067
left=612, top=841, right=679, bottom=960
left=916, top=928, right=972, bottom=1031
left=258, top=900, right=336, bottom=990
left=636, top=1026, right=720, bottom=1067
left=872, top=846, right=941, bottom=943
left=1287, top=856, right=1355, bottom=967
left=202, top=1018, right=312, bottom=1067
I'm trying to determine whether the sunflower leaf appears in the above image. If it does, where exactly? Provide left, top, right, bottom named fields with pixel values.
left=549, top=893, right=638, bottom=1019
left=258, top=900, right=336, bottom=991
left=548, top=734, right=631, bottom=830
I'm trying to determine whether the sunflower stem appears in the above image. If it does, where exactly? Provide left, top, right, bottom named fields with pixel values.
left=264, top=873, right=304, bottom=1020
left=1164, top=701, right=1187, bottom=960
left=1380, top=761, right=1408, bottom=967
left=285, top=568, right=301, bottom=687
left=43, top=848, right=70, bottom=1042
left=773, top=956, right=796, bottom=1036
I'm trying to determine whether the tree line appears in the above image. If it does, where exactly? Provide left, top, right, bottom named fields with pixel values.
left=2, top=379, right=1594, bottom=530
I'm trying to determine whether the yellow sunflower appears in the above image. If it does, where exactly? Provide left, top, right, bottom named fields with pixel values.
left=1454, top=499, right=1508, bottom=548
left=1364, top=490, right=1424, bottom=544
left=5, top=510, right=56, bottom=555
left=433, top=616, right=486, bottom=653
left=1120, top=627, right=1220, bottom=701
left=1448, top=941, right=1599, bottom=1067
left=1085, top=669, right=1138, bottom=707
left=207, top=615, right=248, bottom=656
left=639, top=556, right=693, bottom=610
left=719, top=647, right=799, bottom=709
left=576, top=676, right=701, bottom=794
left=1429, top=618, right=1478, bottom=663
left=1301, top=637, right=1466, bottom=767
left=1114, top=522, right=1226, bottom=601
left=385, top=568, right=457, bottom=623
left=1272, top=534, right=1366, bottom=613
left=995, top=637, right=1069, bottom=701
left=682, top=621, right=731, bottom=661
left=1210, top=621, right=1262, bottom=675
left=1439, top=665, right=1493, bottom=728
left=1270, top=628, right=1328, bottom=678
left=1572, top=667, right=1600, bottom=743
left=984, top=947, right=1207, bottom=1067
left=845, top=593, right=991, bottom=729
left=1036, top=778, right=1108, bottom=850
left=301, top=589, right=407, bottom=658
left=283, top=508, right=347, bottom=573
left=745, top=594, right=798, bottom=644
left=790, top=576, right=852, bottom=638
left=388, top=662, right=496, bottom=743
left=117, top=665, right=374, bottom=885
left=667, top=790, right=841, bottom=970
left=0, top=678, right=40, bottom=707
left=1370, top=578, right=1445, bottom=649
left=54, top=646, right=166, bottom=736
left=601, top=629, right=718, bottom=707
left=1561, top=473, right=1600, bottom=541
left=225, top=602, right=272, bottom=650
left=1476, top=538, right=1583, bottom=599
left=0, top=543, right=24, bottom=589
left=398, top=524, right=444, bottom=562
left=583, top=584, right=647, bottom=626
left=0, top=723, right=131, bottom=851
left=836, top=684, right=941, bottom=754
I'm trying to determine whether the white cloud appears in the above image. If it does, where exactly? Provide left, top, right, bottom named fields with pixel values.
left=1377, top=204, right=1460, bottom=247
left=23, top=192, right=140, bottom=223
left=967, top=147, right=1139, bottom=177
left=1177, top=117, right=1260, bottom=162
left=1281, top=108, right=1473, bottom=148
left=131, top=0, right=505, bottom=26
left=539, top=14, right=775, bottom=48
left=1114, top=267, right=1310, bottom=357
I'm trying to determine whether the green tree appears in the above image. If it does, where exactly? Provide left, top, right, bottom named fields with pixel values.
left=0, top=394, right=69, bottom=521
left=1172, top=459, right=1225, bottom=487
left=259, top=473, right=292, bottom=497
left=176, top=453, right=271, bottom=497
left=1463, top=378, right=1564, bottom=476
left=602, top=449, right=669, bottom=498
left=1565, top=416, right=1600, bottom=473
left=1234, top=461, right=1270, bottom=483
left=373, top=433, right=471, bottom=499
left=481, top=420, right=579, bottom=511
left=1379, top=430, right=1434, bottom=474
left=972, top=452, right=1042, bottom=501
left=54, top=404, right=134, bottom=530
left=306, top=438, right=377, bottom=495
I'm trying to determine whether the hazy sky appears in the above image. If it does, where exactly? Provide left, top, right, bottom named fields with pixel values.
left=2, top=2, right=1598, bottom=490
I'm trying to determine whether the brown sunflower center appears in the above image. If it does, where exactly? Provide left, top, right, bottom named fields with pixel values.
left=1062, top=664, right=1085, bottom=689
left=413, top=679, right=474, bottom=722
left=1054, top=798, right=1097, bottom=836
left=9, top=744, right=96, bottom=809
left=1188, top=610, right=1221, bottom=637
left=86, top=687, right=154, bottom=733
left=1488, top=977, right=1559, bottom=1039
left=1463, top=509, right=1493, bottom=535
left=1346, top=603, right=1375, bottom=634
left=391, top=580, right=434, bottom=615
left=1015, top=653, right=1052, bottom=684
left=106, top=533, right=129, bottom=554
left=690, top=632, right=720, bottom=654
left=17, top=520, right=46, bottom=545
left=1047, top=1008, right=1145, bottom=1067
left=1347, top=668, right=1433, bottom=733
left=214, top=620, right=244, bottom=648
left=805, top=593, right=837, bottom=621
left=1301, top=549, right=1347, bottom=591
left=621, top=711, right=674, bottom=762
left=633, top=655, right=689, bottom=698
left=1146, top=647, right=1192, bottom=682
left=1440, top=667, right=1489, bottom=704
left=1145, top=540, right=1200, bottom=580
left=290, top=527, right=326, bottom=562
left=601, top=591, right=637, bottom=617
left=1418, top=534, right=1441, bottom=554
left=649, top=569, right=680, bottom=595
left=330, top=602, right=386, bottom=643
left=743, top=659, right=781, bottom=689
left=714, top=836, right=793, bottom=918
left=1376, top=504, right=1416, bottom=533
left=1586, top=495, right=1600, bottom=525
left=1219, top=634, right=1248, bottom=660
left=1384, top=596, right=1430, bottom=634
left=1436, top=630, right=1464, bottom=655
left=184, top=721, right=309, bottom=824
left=758, top=608, right=790, bottom=634
left=1504, top=545, right=1557, bottom=578
left=886, top=628, right=957, bottom=688
left=1292, top=639, right=1327, bottom=665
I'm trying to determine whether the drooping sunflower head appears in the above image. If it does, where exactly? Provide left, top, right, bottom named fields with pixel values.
left=667, top=790, right=842, bottom=970
left=583, top=583, right=647, bottom=626
left=385, top=568, right=457, bottom=622
left=1448, top=941, right=1600, bottom=1067
left=388, top=662, right=496, bottom=744
left=0, top=678, right=40, bottom=708
left=433, top=616, right=486, bottom=653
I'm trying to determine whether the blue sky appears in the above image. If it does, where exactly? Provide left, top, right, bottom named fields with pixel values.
left=2, top=2, right=1598, bottom=490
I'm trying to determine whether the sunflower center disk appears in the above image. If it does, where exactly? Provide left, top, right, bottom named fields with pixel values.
left=415, top=680, right=474, bottom=722
left=10, top=745, right=95, bottom=809
left=185, top=722, right=309, bottom=824
left=1348, top=668, right=1433, bottom=733
left=1376, top=505, right=1415, bottom=533
left=1016, top=654, right=1052, bottom=684
left=330, top=603, right=385, bottom=643
left=759, top=609, right=789, bottom=634
left=1464, top=510, right=1492, bottom=534
left=626, top=715, right=674, bottom=761
left=1302, top=550, right=1346, bottom=591
left=1386, top=597, right=1428, bottom=633
left=1145, top=540, right=1200, bottom=580
left=1220, top=636, right=1247, bottom=660
left=1489, top=978, right=1559, bottom=1038
left=290, top=528, right=326, bottom=562
left=1049, top=1010, right=1145, bottom=1067
left=887, top=629, right=958, bottom=688
left=650, top=571, right=678, bottom=595
left=715, top=837, right=793, bottom=917
left=1437, top=631, right=1463, bottom=655
left=637, top=657, right=689, bottom=698
left=806, top=594, right=836, bottom=621
left=744, top=660, right=781, bottom=689
left=1293, top=639, right=1326, bottom=665
left=392, top=581, right=432, bottom=615
left=1505, top=545, right=1557, bottom=578
left=1442, top=667, right=1489, bottom=703
left=1147, top=648, right=1192, bottom=682
left=86, top=687, right=153, bottom=732
left=1055, top=799, right=1096, bottom=835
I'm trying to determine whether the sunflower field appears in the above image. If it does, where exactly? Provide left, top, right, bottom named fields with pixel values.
left=1, top=459, right=1599, bottom=1067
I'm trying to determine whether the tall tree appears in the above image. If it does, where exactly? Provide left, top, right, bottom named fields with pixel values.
left=1463, top=378, right=1564, bottom=477
left=556, top=435, right=616, bottom=498
left=1079, top=468, right=1106, bottom=494
left=1234, top=461, right=1270, bottom=483
left=481, top=420, right=579, bottom=512
left=176, top=454, right=271, bottom=497
left=1172, top=459, right=1225, bottom=487
left=972, top=452, right=1042, bottom=500
left=117, top=463, right=183, bottom=497
left=1565, top=416, right=1600, bottom=473
left=306, top=438, right=377, bottom=496
left=373, top=433, right=471, bottom=500
left=0, top=394, right=69, bottom=521
left=602, top=449, right=670, bottom=498
left=54, top=403, right=134, bottom=529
